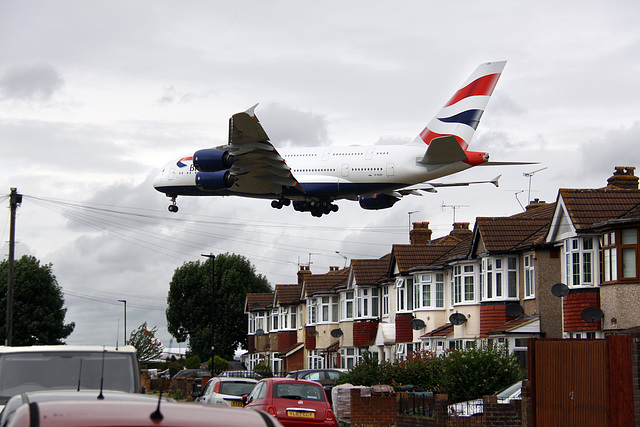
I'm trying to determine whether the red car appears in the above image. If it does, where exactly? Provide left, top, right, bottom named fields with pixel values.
left=244, top=378, right=338, bottom=427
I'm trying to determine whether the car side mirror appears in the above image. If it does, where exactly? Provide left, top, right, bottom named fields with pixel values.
left=242, top=394, right=249, bottom=404
left=192, top=391, right=202, bottom=398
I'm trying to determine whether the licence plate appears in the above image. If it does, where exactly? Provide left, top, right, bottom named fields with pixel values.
left=230, top=401, right=243, bottom=407
left=287, top=411, right=315, bottom=418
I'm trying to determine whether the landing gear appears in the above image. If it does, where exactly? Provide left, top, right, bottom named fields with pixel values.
left=292, top=200, right=339, bottom=217
left=271, top=198, right=291, bottom=209
left=168, top=196, right=179, bottom=213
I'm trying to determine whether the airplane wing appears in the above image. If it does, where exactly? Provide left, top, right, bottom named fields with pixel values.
left=222, top=104, right=304, bottom=191
left=389, top=175, right=502, bottom=197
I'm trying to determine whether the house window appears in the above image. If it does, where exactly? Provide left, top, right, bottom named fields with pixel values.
left=307, top=350, right=324, bottom=369
left=307, top=299, right=317, bottom=325
left=452, top=264, right=476, bottom=304
left=602, top=229, right=639, bottom=281
left=565, top=237, right=596, bottom=287
left=255, top=312, right=265, bottom=333
left=524, top=253, right=535, bottom=298
left=340, top=347, right=361, bottom=370
left=340, top=291, right=354, bottom=320
left=290, top=306, right=297, bottom=329
left=279, top=307, right=288, bottom=330
left=435, top=273, right=444, bottom=308
left=356, top=287, right=380, bottom=319
left=396, top=278, right=413, bottom=312
left=271, top=309, right=279, bottom=331
left=419, top=274, right=431, bottom=307
left=319, top=296, right=338, bottom=323
left=482, top=257, right=518, bottom=301
left=382, top=286, right=389, bottom=316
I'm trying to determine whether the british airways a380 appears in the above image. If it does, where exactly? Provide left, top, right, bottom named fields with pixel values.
left=154, top=61, right=517, bottom=217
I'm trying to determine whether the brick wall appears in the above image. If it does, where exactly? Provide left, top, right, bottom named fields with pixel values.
left=480, top=302, right=518, bottom=335
left=305, top=327, right=316, bottom=350
left=277, top=330, right=297, bottom=353
left=396, top=313, right=413, bottom=343
left=483, top=395, right=522, bottom=426
left=353, top=319, right=379, bottom=347
left=563, top=289, right=601, bottom=332
left=350, top=388, right=397, bottom=427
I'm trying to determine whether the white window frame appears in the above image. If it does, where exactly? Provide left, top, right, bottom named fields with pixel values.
left=395, top=277, right=413, bottom=313
left=564, top=236, right=596, bottom=287
left=355, top=287, right=379, bottom=319
left=307, top=298, right=317, bottom=325
left=524, top=253, right=535, bottom=298
left=451, top=263, right=477, bottom=305
left=340, top=291, right=354, bottom=321
left=482, top=256, right=518, bottom=301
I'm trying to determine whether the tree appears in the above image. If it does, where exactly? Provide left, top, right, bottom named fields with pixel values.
left=166, top=253, right=271, bottom=361
left=0, top=255, right=75, bottom=345
left=128, top=322, right=164, bottom=362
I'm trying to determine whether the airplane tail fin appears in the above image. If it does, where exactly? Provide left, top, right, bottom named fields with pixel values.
left=410, top=61, right=506, bottom=150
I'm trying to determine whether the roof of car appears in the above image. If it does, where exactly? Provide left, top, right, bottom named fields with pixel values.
left=0, top=345, right=137, bottom=354
left=8, top=399, right=281, bottom=427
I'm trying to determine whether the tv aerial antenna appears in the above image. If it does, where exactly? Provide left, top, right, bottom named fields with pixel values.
left=441, top=202, right=469, bottom=225
left=523, top=167, right=548, bottom=205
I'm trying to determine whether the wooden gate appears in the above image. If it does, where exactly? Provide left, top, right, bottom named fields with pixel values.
left=529, top=335, right=633, bottom=427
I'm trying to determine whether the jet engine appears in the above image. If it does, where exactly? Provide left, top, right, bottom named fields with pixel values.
left=193, top=149, right=235, bottom=172
left=195, top=171, right=237, bottom=191
left=358, top=194, right=400, bottom=210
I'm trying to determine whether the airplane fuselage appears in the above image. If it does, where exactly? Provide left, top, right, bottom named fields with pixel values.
left=153, top=144, right=482, bottom=201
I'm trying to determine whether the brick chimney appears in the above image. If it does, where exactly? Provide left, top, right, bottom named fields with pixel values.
left=450, top=222, right=472, bottom=238
left=298, top=265, right=311, bottom=285
left=607, top=166, right=639, bottom=190
left=526, top=198, right=546, bottom=211
left=410, top=222, right=432, bottom=245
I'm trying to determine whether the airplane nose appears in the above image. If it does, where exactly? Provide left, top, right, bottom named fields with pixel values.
left=153, top=170, right=164, bottom=190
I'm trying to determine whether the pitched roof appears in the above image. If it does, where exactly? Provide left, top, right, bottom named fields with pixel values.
left=484, top=315, right=541, bottom=335
left=391, top=244, right=456, bottom=273
left=421, top=323, right=454, bottom=338
left=559, top=188, right=640, bottom=230
left=275, top=284, right=302, bottom=305
left=246, top=292, right=274, bottom=312
left=304, top=268, right=349, bottom=296
left=475, top=203, right=556, bottom=253
left=351, top=254, right=391, bottom=285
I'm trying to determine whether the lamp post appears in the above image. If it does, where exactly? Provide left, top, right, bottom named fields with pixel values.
left=201, top=253, right=215, bottom=376
left=118, top=299, right=127, bottom=345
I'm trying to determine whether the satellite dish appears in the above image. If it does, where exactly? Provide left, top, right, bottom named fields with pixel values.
left=330, top=328, right=343, bottom=338
left=449, top=312, right=467, bottom=325
left=505, top=303, right=524, bottom=317
left=581, top=306, right=604, bottom=323
left=551, top=283, right=570, bottom=297
left=410, top=318, right=426, bottom=330
left=308, top=330, right=319, bottom=337
left=255, top=329, right=264, bottom=336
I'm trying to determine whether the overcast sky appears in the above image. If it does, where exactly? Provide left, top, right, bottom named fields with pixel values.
left=1, top=1, right=639, bottom=351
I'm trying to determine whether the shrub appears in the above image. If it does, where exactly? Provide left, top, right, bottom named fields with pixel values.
left=185, top=355, right=201, bottom=369
left=336, top=352, right=394, bottom=386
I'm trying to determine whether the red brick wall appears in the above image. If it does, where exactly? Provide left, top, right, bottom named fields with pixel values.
left=395, top=314, right=413, bottom=343
left=286, top=347, right=304, bottom=372
left=353, top=320, right=379, bottom=347
left=305, top=327, right=316, bottom=350
left=563, top=289, right=601, bottom=332
left=277, top=331, right=297, bottom=353
left=480, top=302, right=518, bottom=335
left=350, top=388, right=397, bottom=427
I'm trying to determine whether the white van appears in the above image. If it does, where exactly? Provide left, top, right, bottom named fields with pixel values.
left=0, top=345, right=141, bottom=410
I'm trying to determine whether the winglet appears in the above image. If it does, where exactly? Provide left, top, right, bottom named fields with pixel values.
left=244, top=103, right=259, bottom=118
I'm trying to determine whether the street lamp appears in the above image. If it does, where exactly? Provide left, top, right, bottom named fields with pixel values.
left=201, top=253, right=215, bottom=376
left=118, top=299, right=127, bottom=345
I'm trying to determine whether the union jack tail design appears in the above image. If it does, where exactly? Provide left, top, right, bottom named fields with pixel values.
left=412, top=61, right=506, bottom=150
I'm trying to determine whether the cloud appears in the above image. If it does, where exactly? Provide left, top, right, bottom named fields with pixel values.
left=0, top=64, right=64, bottom=101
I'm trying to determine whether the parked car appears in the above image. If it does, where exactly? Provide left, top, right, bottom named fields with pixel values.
left=244, top=377, right=338, bottom=427
left=218, top=370, right=263, bottom=379
left=448, top=380, right=523, bottom=417
left=0, top=345, right=141, bottom=411
left=286, top=369, right=347, bottom=402
left=171, top=368, right=212, bottom=391
left=0, top=390, right=175, bottom=427
left=194, top=377, right=258, bottom=407
left=5, top=398, right=282, bottom=427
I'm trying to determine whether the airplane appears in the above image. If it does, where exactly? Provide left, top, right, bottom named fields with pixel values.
left=154, top=61, right=521, bottom=217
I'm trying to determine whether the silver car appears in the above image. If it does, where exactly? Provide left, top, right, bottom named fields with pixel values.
left=194, top=377, right=258, bottom=407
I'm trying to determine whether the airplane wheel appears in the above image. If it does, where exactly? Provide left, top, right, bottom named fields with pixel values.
left=331, top=205, right=339, bottom=212
left=168, top=205, right=179, bottom=213
left=271, top=200, right=282, bottom=209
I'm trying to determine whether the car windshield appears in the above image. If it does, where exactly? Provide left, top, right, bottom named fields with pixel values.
left=218, top=382, right=256, bottom=396
left=273, top=383, right=325, bottom=401
left=496, top=381, right=522, bottom=399
left=0, top=351, right=136, bottom=400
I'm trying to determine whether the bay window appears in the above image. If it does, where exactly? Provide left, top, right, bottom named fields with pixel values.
left=482, top=256, right=518, bottom=301
left=564, top=237, right=596, bottom=287
left=452, top=264, right=477, bottom=304
left=415, top=273, right=445, bottom=309
left=524, top=253, right=535, bottom=298
left=602, top=228, right=639, bottom=282
left=355, top=287, right=379, bottom=319
left=340, top=291, right=354, bottom=320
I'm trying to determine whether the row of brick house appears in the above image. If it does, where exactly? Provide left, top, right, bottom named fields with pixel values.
left=243, top=166, right=640, bottom=374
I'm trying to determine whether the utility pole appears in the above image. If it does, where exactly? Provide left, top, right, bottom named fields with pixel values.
left=118, top=300, right=127, bottom=345
left=6, top=188, right=22, bottom=346
left=201, top=254, right=215, bottom=376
